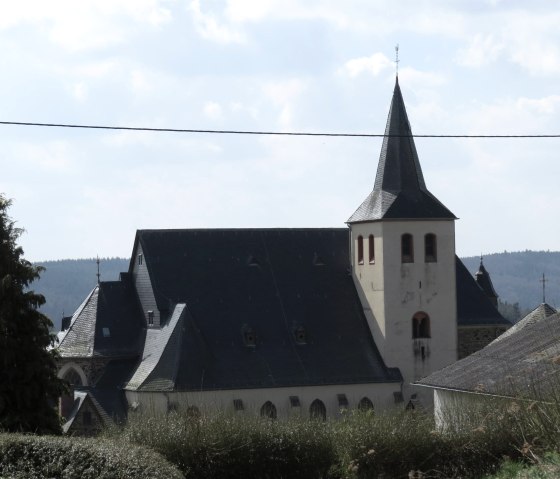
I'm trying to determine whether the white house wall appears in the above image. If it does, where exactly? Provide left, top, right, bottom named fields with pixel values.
left=126, top=382, right=400, bottom=419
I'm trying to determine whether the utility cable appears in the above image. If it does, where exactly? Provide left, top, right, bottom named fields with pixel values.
left=0, top=120, right=559, bottom=138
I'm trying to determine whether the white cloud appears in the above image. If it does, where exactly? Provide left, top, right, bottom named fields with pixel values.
left=71, top=82, right=88, bottom=102
left=0, top=0, right=172, bottom=51
left=188, top=0, right=246, bottom=44
left=11, top=141, right=75, bottom=172
left=517, top=95, right=560, bottom=115
left=342, top=53, right=392, bottom=78
left=397, top=67, right=446, bottom=88
left=203, top=101, right=224, bottom=120
left=457, top=34, right=504, bottom=68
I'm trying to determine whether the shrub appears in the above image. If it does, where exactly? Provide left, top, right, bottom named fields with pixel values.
left=328, top=408, right=526, bottom=478
left=0, top=433, right=184, bottom=479
left=119, top=411, right=335, bottom=479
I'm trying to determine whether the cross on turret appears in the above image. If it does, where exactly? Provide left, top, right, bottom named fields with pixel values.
left=540, top=273, right=548, bottom=304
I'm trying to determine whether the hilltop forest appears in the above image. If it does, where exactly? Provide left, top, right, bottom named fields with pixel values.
left=32, top=251, right=560, bottom=331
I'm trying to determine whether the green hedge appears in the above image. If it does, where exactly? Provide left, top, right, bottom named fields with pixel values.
left=0, top=433, right=184, bottom=479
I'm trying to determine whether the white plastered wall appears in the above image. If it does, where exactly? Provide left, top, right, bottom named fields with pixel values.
left=350, top=220, right=458, bottom=407
left=126, top=382, right=401, bottom=419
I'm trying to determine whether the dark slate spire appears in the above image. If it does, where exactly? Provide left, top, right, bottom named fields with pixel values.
left=475, top=257, right=498, bottom=307
left=347, top=79, right=455, bottom=223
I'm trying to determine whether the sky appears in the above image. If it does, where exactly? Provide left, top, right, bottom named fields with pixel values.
left=1, top=0, right=560, bottom=261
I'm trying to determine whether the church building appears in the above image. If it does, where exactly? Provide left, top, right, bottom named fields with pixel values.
left=56, top=79, right=510, bottom=433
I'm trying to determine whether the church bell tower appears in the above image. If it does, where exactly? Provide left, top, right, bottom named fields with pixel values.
left=347, top=79, right=458, bottom=405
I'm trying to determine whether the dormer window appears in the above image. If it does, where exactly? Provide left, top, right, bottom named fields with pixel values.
left=313, top=252, right=325, bottom=266
left=368, top=235, right=375, bottom=264
left=425, top=234, right=437, bottom=263
left=401, top=234, right=414, bottom=263
left=138, top=253, right=143, bottom=265
left=242, top=326, right=257, bottom=347
left=147, top=310, right=154, bottom=326
left=247, top=255, right=260, bottom=267
left=102, top=327, right=110, bottom=338
left=357, top=236, right=364, bottom=264
left=293, top=326, right=307, bottom=345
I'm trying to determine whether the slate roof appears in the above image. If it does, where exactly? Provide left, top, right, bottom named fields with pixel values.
left=347, top=79, right=455, bottom=223
left=126, top=228, right=403, bottom=391
left=475, top=258, right=498, bottom=300
left=417, top=310, right=560, bottom=400
left=455, top=257, right=510, bottom=327
left=57, top=278, right=144, bottom=359
left=494, top=303, right=557, bottom=342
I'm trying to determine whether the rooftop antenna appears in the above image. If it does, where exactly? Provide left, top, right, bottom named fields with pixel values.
left=540, top=273, right=548, bottom=304
left=395, top=44, right=400, bottom=77
left=96, top=256, right=101, bottom=285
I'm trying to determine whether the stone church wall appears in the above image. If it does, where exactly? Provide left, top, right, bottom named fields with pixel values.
left=458, top=326, right=507, bottom=359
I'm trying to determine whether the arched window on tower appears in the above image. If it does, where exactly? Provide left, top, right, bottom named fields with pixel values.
left=412, top=312, right=431, bottom=339
left=368, top=235, right=375, bottom=264
left=357, top=236, right=364, bottom=264
left=401, top=234, right=414, bottom=263
left=425, top=233, right=437, bottom=263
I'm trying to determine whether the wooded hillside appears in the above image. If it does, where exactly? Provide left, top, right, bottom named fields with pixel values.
left=33, top=251, right=560, bottom=331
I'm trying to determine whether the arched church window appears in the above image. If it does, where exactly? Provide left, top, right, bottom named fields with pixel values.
left=412, top=312, right=430, bottom=339
left=358, top=397, right=374, bottom=412
left=357, top=236, right=364, bottom=264
left=260, top=401, right=277, bottom=419
left=309, top=399, right=327, bottom=421
left=425, top=234, right=437, bottom=263
left=401, top=234, right=414, bottom=263
left=368, top=235, right=375, bottom=264
left=63, top=368, right=83, bottom=387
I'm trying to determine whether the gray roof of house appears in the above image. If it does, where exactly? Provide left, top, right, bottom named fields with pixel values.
left=126, top=228, right=403, bottom=391
left=347, top=79, right=455, bottom=223
left=456, top=257, right=511, bottom=327
left=494, top=303, right=557, bottom=342
left=57, top=278, right=144, bottom=359
left=417, top=309, right=560, bottom=400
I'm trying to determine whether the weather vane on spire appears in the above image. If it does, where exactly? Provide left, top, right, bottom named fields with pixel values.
left=395, top=44, right=400, bottom=77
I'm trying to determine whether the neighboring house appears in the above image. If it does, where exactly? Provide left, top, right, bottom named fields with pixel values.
left=416, top=302, right=558, bottom=428
left=56, top=78, right=509, bottom=434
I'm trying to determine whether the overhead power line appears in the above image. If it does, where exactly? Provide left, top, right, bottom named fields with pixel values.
left=0, top=120, right=559, bottom=138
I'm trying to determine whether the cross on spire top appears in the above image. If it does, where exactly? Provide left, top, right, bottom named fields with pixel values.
left=540, top=272, right=548, bottom=304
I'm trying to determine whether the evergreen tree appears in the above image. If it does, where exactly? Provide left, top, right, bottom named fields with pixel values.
left=0, top=195, right=65, bottom=434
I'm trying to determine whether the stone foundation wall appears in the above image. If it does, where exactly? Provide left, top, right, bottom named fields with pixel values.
left=458, top=326, right=507, bottom=359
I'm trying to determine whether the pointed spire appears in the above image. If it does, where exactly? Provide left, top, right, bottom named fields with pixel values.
left=475, top=257, right=498, bottom=307
left=348, top=80, right=455, bottom=223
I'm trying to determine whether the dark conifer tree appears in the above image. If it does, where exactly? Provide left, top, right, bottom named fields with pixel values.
left=0, top=195, right=65, bottom=434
